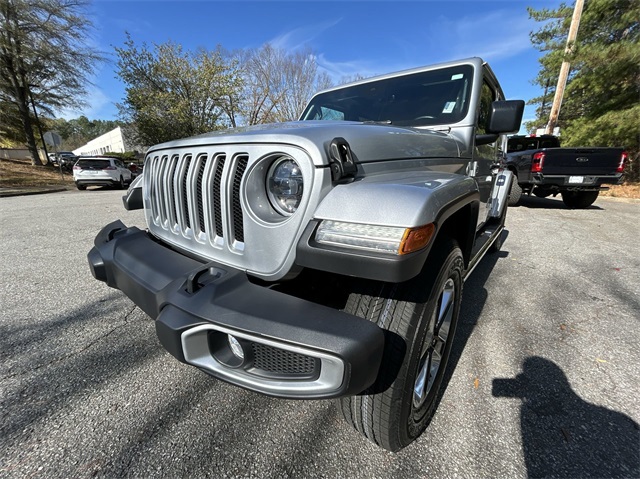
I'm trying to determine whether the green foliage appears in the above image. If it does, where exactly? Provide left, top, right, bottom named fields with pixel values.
left=115, top=35, right=243, bottom=146
left=0, top=0, right=103, bottom=164
left=527, top=0, right=640, bottom=171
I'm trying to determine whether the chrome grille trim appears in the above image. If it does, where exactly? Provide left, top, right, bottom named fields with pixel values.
left=146, top=151, right=248, bottom=250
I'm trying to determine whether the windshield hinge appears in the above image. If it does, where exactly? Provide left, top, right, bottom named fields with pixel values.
left=329, top=137, right=357, bottom=183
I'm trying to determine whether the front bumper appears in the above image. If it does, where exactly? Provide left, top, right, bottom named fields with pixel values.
left=88, top=221, right=385, bottom=399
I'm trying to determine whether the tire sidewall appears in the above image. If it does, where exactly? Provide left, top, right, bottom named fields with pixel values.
left=400, top=243, right=464, bottom=444
left=508, top=180, right=522, bottom=206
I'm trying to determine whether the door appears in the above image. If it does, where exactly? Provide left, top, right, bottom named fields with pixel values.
left=474, top=77, right=500, bottom=230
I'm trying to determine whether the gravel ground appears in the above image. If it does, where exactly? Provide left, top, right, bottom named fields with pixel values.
left=1, top=189, right=639, bottom=478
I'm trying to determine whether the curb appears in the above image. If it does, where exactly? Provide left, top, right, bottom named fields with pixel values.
left=0, top=186, right=70, bottom=198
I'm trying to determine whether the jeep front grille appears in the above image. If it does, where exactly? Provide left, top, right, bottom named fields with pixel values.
left=142, top=143, right=315, bottom=281
left=146, top=152, right=248, bottom=246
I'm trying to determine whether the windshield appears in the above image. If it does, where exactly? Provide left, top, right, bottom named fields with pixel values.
left=300, top=64, right=474, bottom=127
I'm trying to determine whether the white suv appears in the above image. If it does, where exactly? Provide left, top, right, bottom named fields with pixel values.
left=73, top=157, right=133, bottom=190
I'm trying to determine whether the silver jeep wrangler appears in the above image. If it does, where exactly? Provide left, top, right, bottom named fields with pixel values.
left=89, top=57, right=523, bottom=451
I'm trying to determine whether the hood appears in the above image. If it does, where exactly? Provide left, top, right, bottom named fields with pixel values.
left=147, top=121, right=462, bottom=166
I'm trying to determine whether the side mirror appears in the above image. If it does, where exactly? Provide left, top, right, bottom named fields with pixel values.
left=476, top=100, right=525, bottom=146
left=488, top=100, right=525, bottom=134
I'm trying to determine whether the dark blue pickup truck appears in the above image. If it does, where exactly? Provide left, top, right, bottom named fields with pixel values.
left=504, top=135, right=627, bottom=208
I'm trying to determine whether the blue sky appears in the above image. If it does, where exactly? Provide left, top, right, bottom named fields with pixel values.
left=79, top=0, right=564, bottom=130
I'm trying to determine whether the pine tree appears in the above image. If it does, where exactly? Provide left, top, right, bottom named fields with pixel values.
left=527, top=0, right=639, bottom=178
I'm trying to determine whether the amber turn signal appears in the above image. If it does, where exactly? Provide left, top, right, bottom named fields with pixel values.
left=399, top=223, right=435, bottom=255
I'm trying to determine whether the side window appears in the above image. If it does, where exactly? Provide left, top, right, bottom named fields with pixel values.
left=477, top=81, right=495, bottom=135
left=477, top=79, right=497, bottom=158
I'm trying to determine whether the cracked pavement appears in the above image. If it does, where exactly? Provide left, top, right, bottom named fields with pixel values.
left=1, top=189, right=639, bottom=478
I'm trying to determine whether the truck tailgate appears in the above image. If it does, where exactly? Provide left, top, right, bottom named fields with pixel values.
left=541, top=148, right=623, bottom=175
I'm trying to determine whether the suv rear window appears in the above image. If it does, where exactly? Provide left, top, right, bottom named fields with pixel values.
left=77, top=159, right=111, bottom=169
left=507, top=136, right=560, bottom=153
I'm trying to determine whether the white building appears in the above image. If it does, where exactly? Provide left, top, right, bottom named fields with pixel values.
left=72, top=126, right=142, bottom=157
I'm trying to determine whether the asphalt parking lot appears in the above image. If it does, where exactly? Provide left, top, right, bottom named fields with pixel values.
left=1, top=189, right=639, bottom=478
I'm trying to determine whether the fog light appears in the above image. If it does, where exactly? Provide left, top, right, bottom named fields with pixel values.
left=228, top=335, right=245, bottom=360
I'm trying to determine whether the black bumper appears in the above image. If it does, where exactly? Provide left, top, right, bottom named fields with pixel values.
left=88, top=221, right=385, bottom=399
left=528, top=173, right=623, bottom=189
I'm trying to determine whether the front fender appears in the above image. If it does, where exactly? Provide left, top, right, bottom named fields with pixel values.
left=312, top=171, right=479, bottom=228
left=122, top=174, right=144, bottom=210
left=295, top=171, right=479, bottom=282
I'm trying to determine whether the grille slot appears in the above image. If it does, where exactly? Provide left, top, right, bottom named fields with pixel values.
left=251, top=343, right=318, bottom=377
left=232, top=156, right=248, bottom=243
left=212, top=155, right=226, bottom=238
left=166, top=155, right=179, bottom=228
left=181, top=155, right=193, bottom=230
left=195, top=155, right=208, bottom=234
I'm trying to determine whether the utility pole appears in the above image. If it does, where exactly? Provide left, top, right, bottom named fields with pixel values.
left=545, top=0, right=584, bottom=135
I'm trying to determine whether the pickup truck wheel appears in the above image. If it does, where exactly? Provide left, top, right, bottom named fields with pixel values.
left=533, top=188, right=552, bottom=198
left=508, top=180, right=522, bottom=206
left=76, top=183, right=86, bottom=191
left=561, top=190, right=599, bottom=209
left=339, top=239, right=463, bottom=452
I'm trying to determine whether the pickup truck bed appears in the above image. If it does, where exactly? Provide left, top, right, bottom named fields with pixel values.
left=504, top=135, right=625, bottom=208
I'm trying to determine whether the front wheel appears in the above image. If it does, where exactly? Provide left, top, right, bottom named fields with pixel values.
left=339, top=239, right=463, bottom=451
left=561, top=190, right=599, bottom=209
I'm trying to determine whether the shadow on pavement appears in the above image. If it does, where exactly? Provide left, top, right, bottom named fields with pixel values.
left=493, top=356, right=640, bottom=478
left=435, top=229, right=509, bottom=421
left=513, top=195, right=603, bottom=210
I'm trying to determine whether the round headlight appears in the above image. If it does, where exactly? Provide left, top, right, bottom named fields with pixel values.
left=267, top=157, right=303, bottom=215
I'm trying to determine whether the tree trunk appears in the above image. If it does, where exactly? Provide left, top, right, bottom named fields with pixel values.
left=17, top=98, right=42, bottom=166
left=14, top=85, right=43, bottom=166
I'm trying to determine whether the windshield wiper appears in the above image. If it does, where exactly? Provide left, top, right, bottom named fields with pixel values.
left=362, top=120, right=393, bottom=125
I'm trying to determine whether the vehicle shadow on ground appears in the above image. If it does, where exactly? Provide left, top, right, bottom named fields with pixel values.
left=0, top=295, right=161, bottom=442
left=79, top=185, right=125, bottom=192
left=443, top=229, right=508, bottom=385
left=493, top=356, right=640, bottom=478
left=513, top=195, right=603, bottom=210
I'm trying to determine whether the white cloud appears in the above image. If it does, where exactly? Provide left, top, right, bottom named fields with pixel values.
left=432, top=10, right=535, bottom=62
left=268, top=19, right=343, bottom=52
left=56, top=86, right=114, bottom=120
left=315, top=54, right=380, bottom=82
left=307, top=9, right=536, bottom=85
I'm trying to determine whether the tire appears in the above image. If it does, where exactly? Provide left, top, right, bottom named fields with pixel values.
left=339, top=238, right=464, bottom=451
left=533, top=188, right=552, bottom=198
left=76, top=184, right=86, bottom=191
left=508, top=179, right=522, bottom=206
left=561, top=190, right=599, bottom=209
